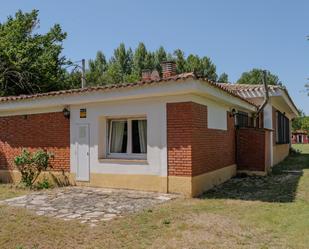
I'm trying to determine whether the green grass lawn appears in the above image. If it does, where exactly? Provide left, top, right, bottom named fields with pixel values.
left=292, top=143, right=309, bottom=154
left=0, top=184, right=29, bottom=201
left=1, top=145, right=309, bottom=249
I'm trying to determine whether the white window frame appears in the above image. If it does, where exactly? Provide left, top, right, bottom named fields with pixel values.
left=107, top=117, right=147, bottom=160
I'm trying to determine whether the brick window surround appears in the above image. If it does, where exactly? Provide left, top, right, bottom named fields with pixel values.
left=0, top=112, right=70, bottom=172
left=167, top=102, right=235, bottom=177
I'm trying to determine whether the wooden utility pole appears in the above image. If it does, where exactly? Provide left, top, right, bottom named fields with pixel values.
left=81, top=59, right=86, bottom=88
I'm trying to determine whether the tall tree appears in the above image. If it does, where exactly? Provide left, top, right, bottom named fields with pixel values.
left=185, top=54, right=217, bottom=81
left=65, top=70, right=84, bottom=89
left=0, top=10, right=68, bottom=96
left=154, top=46, right=167, bottom=73
left=186, top=54, right=202, bottom=74
left=200, top=56, right=217, bottom=81
left=218, top=73, right=229, bottom=83
left=174, top=49, right=187, bottom=74
left=237, top=69, right=282, bottom=85
left=102, top=62, right=123, bottom=84
left=132, top=42, right=148, bottom=77
left=144, top=52, right=155, bottom=70
left=84, top=43, right=220, bottom=85
left=110, top=43, right=133, bottom=76
left=86, top=51, right=108, bottom=85
left=292, top=110, right=309, bottom=131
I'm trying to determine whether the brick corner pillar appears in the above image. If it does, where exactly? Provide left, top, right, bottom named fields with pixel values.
left=167, top=101, right=236, bottom=197
left=167, top=102, right=194, bottom=177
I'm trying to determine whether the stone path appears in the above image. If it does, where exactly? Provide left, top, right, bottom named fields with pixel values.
left=0, top=187, right=176, bottom=226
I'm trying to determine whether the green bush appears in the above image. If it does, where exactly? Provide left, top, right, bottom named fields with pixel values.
left=35, top=177, right=53, bottom=190
left=14, top=149, right=53, bottom=187
left=289, top=147, right=301, bottom=156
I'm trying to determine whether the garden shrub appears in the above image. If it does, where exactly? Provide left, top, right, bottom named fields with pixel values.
left=14, top=149, right=53, bottom=187
left=36, top=176, right=53, bottom=190
left=289, top=147, right=301, bottom=156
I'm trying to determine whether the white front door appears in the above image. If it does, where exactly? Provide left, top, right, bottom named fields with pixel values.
left=76, top=124, right=90, bottom=181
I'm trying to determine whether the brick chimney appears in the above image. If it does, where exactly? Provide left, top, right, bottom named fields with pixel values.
left=150, top=70, right=160, bottom=81
left=161, top=61, right=177, bottom=79
left=141, top=69, right=152, bottom=81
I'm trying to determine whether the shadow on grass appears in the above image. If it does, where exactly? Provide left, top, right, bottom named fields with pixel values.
left=201, top=153, right=309, bottom=203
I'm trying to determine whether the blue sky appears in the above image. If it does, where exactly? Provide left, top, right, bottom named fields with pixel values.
left=1, top=0, right=308, bottom=114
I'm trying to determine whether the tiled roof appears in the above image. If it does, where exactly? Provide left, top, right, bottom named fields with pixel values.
left=217, top=83, right=281, bottom=97
left=293, top=130, right=307, bottom=134
left=218, top=83, right=299, bottom=114
left=0, top=73, right=193, bottom=102
left=0, top=73, right=257, bottom=107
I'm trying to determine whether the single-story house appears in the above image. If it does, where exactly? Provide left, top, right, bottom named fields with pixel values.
left=292, top=130, right=308, bottom=144
left=0, top=62, right=299, bottom=196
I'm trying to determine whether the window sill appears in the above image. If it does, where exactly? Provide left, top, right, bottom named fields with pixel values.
left=98, top=158, right=148, bottom=164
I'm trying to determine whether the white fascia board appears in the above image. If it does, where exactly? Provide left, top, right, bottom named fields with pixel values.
left=0, top=79, right=256, bottom=115
left=280, top=90, right=299, bottom=117
left=196, top=81, right=256, bottom=112
left=0, top=81, right=196, bottom=114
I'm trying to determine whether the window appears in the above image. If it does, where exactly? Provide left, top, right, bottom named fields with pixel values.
left=276, top=111, right=290, bottom=144
left=236, top=111, right=249, bottom=128
left=108, top=118, right=147, bottom=159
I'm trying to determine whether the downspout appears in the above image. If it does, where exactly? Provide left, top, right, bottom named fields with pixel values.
left=255, top=70, right=269, bottom=127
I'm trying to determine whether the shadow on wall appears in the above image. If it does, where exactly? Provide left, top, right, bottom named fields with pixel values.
left=201, top=153, right=309, bottom=203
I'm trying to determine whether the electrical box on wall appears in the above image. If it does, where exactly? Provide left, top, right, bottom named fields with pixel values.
left=80, top=108, right=87, bottom=118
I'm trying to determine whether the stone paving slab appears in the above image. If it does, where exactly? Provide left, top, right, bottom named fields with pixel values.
left=0, top=187, right=177, bottom=226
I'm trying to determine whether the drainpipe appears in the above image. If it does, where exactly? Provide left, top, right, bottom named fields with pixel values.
left=255, top=70, right=269, bottom=127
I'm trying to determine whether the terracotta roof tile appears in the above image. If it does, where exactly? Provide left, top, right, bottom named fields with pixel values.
left=218, top=83, right=299, bottom=115
left=293, top=130, right=307, bottom=134
left=0, top=72, right=257, bottom=108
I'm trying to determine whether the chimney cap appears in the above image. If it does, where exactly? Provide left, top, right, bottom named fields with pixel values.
left=141, top=69, right=152, bottom=81
left=151, top=70, right=160, bottom=81
left=141, top=69, right=152, bottom=73
left=161, top=61, right=177, bottom=79
left=161, top=60, right=176, bottom=63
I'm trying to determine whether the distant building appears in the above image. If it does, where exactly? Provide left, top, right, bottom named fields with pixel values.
left=292, top=130, right=308, bottom=144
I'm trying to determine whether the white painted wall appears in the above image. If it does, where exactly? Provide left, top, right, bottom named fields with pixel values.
left=69, top=94, right=234, bottom=177
left=263, top=103, right=273, bottom=130
left=70, top=97, right=167, bottom=177
left=207, top=101, right=228, bottom=130
left=263, top=98, right=295, bottom=166
left=263, top=103, right=274, bottom=166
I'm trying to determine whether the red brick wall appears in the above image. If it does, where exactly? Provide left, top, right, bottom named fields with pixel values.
left=167, top=102, right=193, bottom=176
left=236, top=128, right=271, bottom=172
left=167, top=102, right=235, bottom=177
left=0, top=112, right=70, bottom=172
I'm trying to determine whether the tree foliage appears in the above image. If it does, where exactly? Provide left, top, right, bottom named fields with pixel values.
left=0, top=10, right=68, bottom=96
left=0, top=10, right=229, bottom=94
left=292, top=110, right=309, bottom=132
left=237, top=69, right=282, bottom=85
left=218, top=72, right=229, bottom=83
left=83, top=43, right=221, bottom=86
